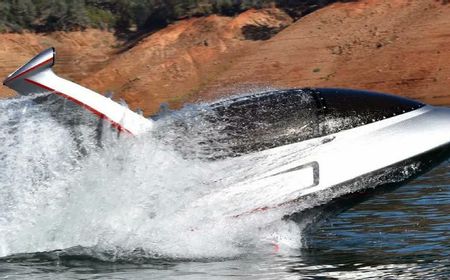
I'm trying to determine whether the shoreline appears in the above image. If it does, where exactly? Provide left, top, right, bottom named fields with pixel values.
left=1, top=0, right=449, bottom=113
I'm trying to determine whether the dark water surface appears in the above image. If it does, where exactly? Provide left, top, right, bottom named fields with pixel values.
left=1, top=162, right=448, bottom=279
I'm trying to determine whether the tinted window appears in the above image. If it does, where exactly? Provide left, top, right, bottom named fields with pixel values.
left=209, top=88, right=424, bottom=155
left=152, top=88, right=425, bottom=159
left=211, top=89, right=319, bottom=154
left=314, top=88, right=424, bottom=135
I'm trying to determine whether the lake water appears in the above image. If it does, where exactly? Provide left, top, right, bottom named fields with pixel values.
left=0, top=95, right=449, bottom=279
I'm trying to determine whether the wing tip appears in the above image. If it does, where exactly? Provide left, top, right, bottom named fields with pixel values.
left=3, top=47, right=56, bottom=86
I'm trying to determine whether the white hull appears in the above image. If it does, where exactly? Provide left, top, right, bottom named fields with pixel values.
left=4, top=48, right=450, bottom=216
left=193, top=105, right=450, bottom=216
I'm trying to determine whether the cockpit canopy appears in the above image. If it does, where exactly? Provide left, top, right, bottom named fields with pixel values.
left=209, top=88, right=424, bottom=155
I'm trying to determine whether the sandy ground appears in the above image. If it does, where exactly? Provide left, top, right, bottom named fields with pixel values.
left=0, top=0, right=449, bottom=115
left=197, top=0, right=450, bottom=106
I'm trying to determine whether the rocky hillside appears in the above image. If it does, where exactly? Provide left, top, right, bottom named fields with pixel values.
left=1, top=0, right=449, bottom=115
left=81, top=8, right=292, bottom=111
left=198, top=0, right=450, bottom=107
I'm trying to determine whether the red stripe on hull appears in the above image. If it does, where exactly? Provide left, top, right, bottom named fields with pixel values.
left=25, top=78, right=133, bottom=135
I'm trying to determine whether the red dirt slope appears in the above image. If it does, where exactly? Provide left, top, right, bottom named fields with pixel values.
left=198, top=0, right=450, bottom=107
left=81, top=8, right=292, bottom=112
left=1, top=1, right=449, bottom=115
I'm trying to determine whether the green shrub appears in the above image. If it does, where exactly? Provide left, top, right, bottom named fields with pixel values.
left=0, top=0, right=342, bottom=33
left=86, top=6, right=115, bottom=29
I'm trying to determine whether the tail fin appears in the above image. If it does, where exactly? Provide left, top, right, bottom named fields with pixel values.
left=3, top=47, right=153, bottom=135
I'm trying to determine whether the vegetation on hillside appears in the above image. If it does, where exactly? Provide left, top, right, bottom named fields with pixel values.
left=0, top=0, right=342, bottom=33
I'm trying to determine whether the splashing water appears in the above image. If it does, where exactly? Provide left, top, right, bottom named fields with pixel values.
left=0, top=93, right=416, bottom=262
